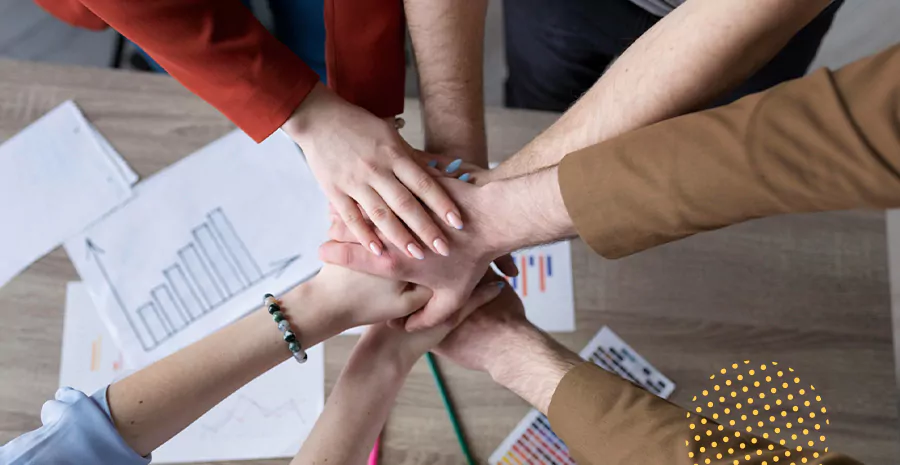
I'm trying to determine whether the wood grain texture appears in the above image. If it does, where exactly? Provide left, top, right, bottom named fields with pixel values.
left=0, top=59, right=896, bottom=464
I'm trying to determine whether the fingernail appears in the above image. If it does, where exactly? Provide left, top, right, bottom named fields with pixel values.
left=496, top=281, right=506, bottom=289
left=407, top=243, right=425, bottom=260
left=369, top=241, right=382, bottom=256
left=445, top=158, right=463, bottom=173
left=458, top=173, right=471, bottom=182
left=446, top=212, right=463, bottom=230
left=433, top=238, right=450, bottom=257
left=427, top=159, right=438, bottom=168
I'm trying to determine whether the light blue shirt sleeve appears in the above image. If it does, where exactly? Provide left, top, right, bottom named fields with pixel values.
left=0, top=386, right=151, bottom=465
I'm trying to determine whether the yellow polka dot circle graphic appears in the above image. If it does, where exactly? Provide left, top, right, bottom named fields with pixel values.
left=685, top=361, right=830, bottom=465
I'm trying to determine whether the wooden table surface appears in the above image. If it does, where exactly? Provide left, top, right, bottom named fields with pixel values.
left=0, top=59, right=898, bottom=464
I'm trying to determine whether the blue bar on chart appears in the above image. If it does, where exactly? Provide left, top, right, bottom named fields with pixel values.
left=208, top=208, right=263, bottom=285
left=179, top=243, right=225, bottom=309
left=164, top=264, right=205, bottom=320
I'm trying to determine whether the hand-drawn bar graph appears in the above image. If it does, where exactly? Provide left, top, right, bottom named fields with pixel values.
left=115, top=208, right=276, bottom=351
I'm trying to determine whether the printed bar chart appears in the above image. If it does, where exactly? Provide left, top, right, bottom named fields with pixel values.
left=510, top=253, right=553, bottom=297
left=129, top=208, right=272, bottom=351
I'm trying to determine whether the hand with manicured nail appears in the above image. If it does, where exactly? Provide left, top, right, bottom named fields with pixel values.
left=320, top=177, right=521, bottom=331
left=415, top=152, right=494, bottom=186
left=283, top=84, right=461, bottom=260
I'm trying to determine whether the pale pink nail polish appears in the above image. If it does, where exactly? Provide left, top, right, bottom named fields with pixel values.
left=446, top=212, right=463, bottom=230
left=433, top=238, right=450, bottom=257
left=407, top=243, right=425, bottom=260
left=369, top=242, right=383, bottom=256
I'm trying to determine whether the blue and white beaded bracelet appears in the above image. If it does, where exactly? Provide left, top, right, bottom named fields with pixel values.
left=264, top=293, right=307, bottom=363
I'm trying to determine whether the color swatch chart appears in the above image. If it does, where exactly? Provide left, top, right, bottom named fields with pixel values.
left=489, top=327, right=676, bottom=465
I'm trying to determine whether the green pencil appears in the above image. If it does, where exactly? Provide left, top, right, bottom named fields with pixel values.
left=425, top=352, right=475, bottom=465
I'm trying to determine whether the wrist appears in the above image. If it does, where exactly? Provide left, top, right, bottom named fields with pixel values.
left=280, top=280, right=354, bottom=348
left=356, top=327, right=421, bottom=373
left=486, top=324, right=581, bottom=414
left=281, top=83, right=339, bottom=143
left=479, top=167, right=576, bottom=255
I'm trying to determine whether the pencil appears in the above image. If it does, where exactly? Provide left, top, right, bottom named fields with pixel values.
left=425, top=352, right=475, bottom=465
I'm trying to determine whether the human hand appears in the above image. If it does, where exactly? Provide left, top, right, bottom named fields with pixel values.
left=319, top=178, right=520, bottom=331
left=414, top=152, right=493, bottom=186
left=302, top=265, right=432, bottom=330
left=361, top=278, right=507, bottom=366
left=431, top=281, right=530, bottom=372
left=283, top=83, right=461, bottom=259
left=434, top=286, right=582, bottom=413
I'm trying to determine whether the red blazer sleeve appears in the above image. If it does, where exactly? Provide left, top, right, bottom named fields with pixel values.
left=34, top=0, right=108, bottom=30
left=68, top=0, right=320, bottom=142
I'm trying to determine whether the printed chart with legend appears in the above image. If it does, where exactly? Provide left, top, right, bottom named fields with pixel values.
left=489, top=327, right=675, bottom=465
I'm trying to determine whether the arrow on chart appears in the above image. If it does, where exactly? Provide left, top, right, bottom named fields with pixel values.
left=85, top=238, right=150, bottom=351
left=266, top=254, right=302, bottom=279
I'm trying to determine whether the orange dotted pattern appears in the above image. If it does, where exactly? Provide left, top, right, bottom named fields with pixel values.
left=685, top=361, right=830, bottom=465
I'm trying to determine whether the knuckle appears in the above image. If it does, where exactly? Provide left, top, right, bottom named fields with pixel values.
left=343, top=212, right=361, bottom=225
left=361, top=159, right=381, bottom=175
left=382, top=255, right=404, bottom=275
left=413, top=175, right=435, bottom=194
left=394, top=194, right=420, bottom=214
left=336, top=246, right=354, bottom=266
left=369, top=205, right=391, bottom=221
left=385, top=147, right=405, bottom=161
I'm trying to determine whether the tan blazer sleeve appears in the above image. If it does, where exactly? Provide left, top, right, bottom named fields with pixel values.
left=548, top=363, right=862, bottom=465
left=558, top=44, right=900, bottom=259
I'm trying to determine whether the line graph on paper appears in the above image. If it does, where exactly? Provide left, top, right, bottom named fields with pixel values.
left=197, top=396, right=310, bottom=438
left=86, top=207, right=301, bottom=352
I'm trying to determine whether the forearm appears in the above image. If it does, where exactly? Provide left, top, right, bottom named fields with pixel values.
left=485, top=322, right=582, bottom=414
left=107, top=282, right=346, bottom=456
left=405, top=0, right=488, bottom=166
left=291, top=329, right=415, bottom=465
left=79, top=0, right=318, bottom=143
left=480, top=166, right=577, bottom=256
left=494, top=0, right=830, bottom=179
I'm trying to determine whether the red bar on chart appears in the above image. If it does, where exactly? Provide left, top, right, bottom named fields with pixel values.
left=520, top=255, right=528, bottom=297
left=539, top=255, right=546, bottom=292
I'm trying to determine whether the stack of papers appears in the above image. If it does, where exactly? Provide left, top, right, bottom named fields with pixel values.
left=0, top=101, right=136, bottom=288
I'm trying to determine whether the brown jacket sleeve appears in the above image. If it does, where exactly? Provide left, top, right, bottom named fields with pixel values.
left=558, top=44, right=900, bottom=259
left=548, top=363, right=861, bottom=465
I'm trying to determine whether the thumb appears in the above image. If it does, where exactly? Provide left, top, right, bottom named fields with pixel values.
left=400, top=284, right=433, bottom=314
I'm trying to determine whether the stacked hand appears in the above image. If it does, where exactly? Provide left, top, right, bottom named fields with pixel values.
left=283, top=83, right=464, bottom=260
left=320, top=177, right=521, bottom=330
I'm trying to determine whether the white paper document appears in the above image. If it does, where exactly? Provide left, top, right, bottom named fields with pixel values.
left=59, top=282, right=325, bottom=463
left=0, top=101, right=136, bottom=288
left=506, top=241, right=575, bottom=332
left=64, top=130, right=329, bottom=366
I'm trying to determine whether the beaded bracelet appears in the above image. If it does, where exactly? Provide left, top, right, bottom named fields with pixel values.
left=264, top=293, right=307, bottom=363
